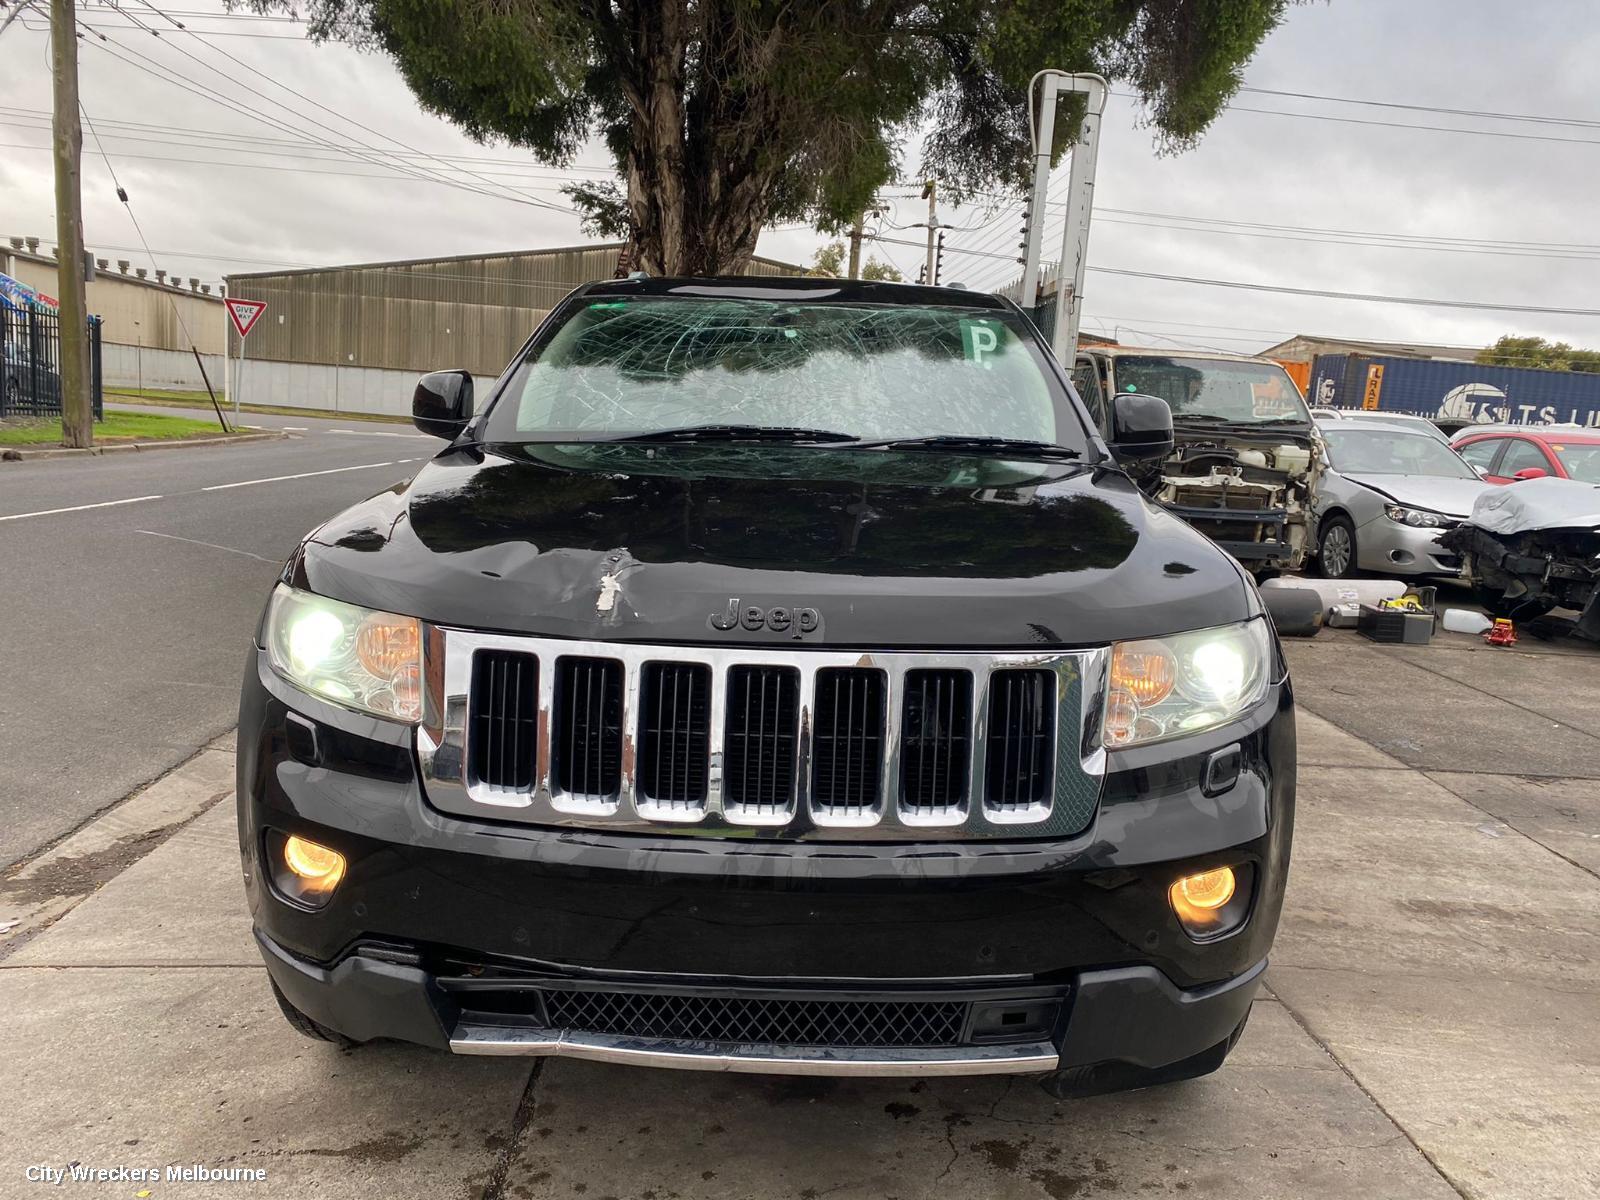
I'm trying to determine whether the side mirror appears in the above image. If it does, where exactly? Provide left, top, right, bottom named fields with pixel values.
left=1108, top=392, right=1174, bottom=460
left=1512, top=467, right=1547, bottom=481
left=412, top=370, right=474, bottom=439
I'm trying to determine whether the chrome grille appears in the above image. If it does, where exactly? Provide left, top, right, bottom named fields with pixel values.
left=724, top=666, right=799, bottom=821
left=638, top=663, right=711, bottom=812
left=469, top=650, right=537, bottom=792
left=985, top=670, right=1056, bottom=814
left=554, top=657, right=622, bottom=799
left=422, top=632, right=1107, bottom=841
left=811, top=668, right=886, bottom=821
left=540, top=989, right=966, bottom=1049
left=901, top=670, right=972, bottom=820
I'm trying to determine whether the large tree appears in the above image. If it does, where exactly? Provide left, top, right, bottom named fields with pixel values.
left=269, top=0, right=1291, bottom=275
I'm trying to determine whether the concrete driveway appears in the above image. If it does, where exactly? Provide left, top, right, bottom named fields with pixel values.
left=2, top=628, right=1597, bottom=1199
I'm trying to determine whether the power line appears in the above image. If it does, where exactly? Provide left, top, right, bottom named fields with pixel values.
left=1090, top=266, right=1600, bottom=317
left=1237, top=86, right=1600, bottom=131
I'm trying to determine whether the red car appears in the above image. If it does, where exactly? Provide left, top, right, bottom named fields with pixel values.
left=1450, top=427, right=1600, bottom=485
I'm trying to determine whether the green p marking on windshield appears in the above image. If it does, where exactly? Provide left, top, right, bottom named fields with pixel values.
left=588, top=301, right=630, bottom=311
left=960, top=319, right=1002, bottom=368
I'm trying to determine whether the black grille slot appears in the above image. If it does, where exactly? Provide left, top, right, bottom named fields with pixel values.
left=554, top=657, right=622, bottom=797
left=542, top=989, right=966, bottom=1049
left=901, top=670, right=972, bottom=812
left=724, top=666, right=799, bottom=813
left=811, top=668, right=886, bottom=815
left=469, top=650, right=538, bottom=790
left=985, top=670, right=1056, bottom=810
left=639, top=663, right=711, bottom=807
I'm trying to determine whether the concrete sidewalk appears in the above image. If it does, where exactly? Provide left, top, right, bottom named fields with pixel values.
left=2, top=686, right=1597, bottom=1197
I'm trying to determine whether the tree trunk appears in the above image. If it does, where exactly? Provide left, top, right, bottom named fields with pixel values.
left=51, top=0, right=92, bottom=448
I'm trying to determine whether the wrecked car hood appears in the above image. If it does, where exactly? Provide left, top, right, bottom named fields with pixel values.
left=1339, top=473, right=1492, bottom=520
left=289, top=442, right=1249, bottom=648
left=1459, top=477, right=1600, bottom=535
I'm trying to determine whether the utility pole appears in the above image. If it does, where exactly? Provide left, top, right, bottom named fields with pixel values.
left=1049, top=75, right=1107, bottom=364
left=921, top=179, right=937, bottom=285
left=934, top=231, right=945, bottom=286
left=1018, top=73, right=1060, bottom=311
left=846, top=210, right=865, bottom=279
left=50, top=0, right=91, bottom=448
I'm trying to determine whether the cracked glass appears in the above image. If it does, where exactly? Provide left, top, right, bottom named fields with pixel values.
left=481, top=297, right=1080, bottom=447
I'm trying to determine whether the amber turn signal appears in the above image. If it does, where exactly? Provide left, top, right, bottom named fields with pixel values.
left=283, top=835, right=346, bottom=895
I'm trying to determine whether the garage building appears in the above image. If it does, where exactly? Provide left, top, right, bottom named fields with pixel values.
left=223, top=243, right=804, bottom=416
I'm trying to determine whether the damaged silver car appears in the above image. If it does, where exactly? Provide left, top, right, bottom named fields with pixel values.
left=1072, top=349, right=1322, bottom=575
left=1439, top=478, right=1600, bottom=639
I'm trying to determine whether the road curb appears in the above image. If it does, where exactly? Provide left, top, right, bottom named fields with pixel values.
left=0, top=431, right=286, bottom=460
left=0, top=732, right=237, bottom=958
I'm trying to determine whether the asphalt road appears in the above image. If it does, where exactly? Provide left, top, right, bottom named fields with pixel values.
left=0, top=406, right=441, bottom=867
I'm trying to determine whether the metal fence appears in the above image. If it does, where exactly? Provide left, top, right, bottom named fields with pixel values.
left=1, top=306, right=103, bottom=420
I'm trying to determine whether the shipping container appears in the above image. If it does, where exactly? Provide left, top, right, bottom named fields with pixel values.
left=1308, top=353, right=1600, bottom=431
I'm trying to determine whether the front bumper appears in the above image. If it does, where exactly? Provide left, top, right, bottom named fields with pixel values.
left=1357, top=515, right=1465, bottom=576
left=239, top=646, right=1293, bottom=1077
left=257, top=925, right=1265, bottom=1076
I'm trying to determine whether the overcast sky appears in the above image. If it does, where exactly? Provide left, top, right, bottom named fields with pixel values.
left=3, top=0, right=1598, bottom=355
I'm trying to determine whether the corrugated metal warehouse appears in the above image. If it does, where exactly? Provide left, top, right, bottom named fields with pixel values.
left=4, top=237, right=226, bottom=390
left=224, top=242, right=804, bottom=415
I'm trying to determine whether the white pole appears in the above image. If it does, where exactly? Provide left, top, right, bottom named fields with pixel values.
left=1050, top=74, right=1108, bottom=363
left=234, top=328, right=244, bottom=419
left=1018, top=72, right=1059, bottom=309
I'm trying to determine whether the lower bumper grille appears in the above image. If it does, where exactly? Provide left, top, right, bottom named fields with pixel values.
left=542, top=990, right=967, bottom=1049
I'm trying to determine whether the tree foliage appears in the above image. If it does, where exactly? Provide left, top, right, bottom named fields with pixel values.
left=809, top=240, right=903, bottom=282
left=258, top=0, right=1293, bottom=274
left=1478, top=335, right=1600, bottom=374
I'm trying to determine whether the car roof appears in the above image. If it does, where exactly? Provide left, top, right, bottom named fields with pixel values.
left=1321, top=420, right=1451, bottom=437
left=573, top=275, right=1011, bottom=310
left=1453, top=424, right=1600, bottom=442
left=1081, top=345, right=1284, bottom=365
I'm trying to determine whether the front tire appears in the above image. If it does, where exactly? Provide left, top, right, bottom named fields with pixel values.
left=1317, top=515, right=1358, bottom=579
left=269, top=978, right=359, bottom=1049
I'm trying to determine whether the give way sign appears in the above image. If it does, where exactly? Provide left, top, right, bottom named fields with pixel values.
left=225, top=297, right=268, bottom=339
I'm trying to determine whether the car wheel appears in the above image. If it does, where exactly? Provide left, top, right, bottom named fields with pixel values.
left=269, top=978, right=359, bottom=1049
left=1317, top=516, right=1357, bottom=579
left=1473, top=585, right=1555, bottom=623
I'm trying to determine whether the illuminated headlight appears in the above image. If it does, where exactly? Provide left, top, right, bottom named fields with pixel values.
left=1104, top=619, right=1272, bottom=748
left=1384, top=504, right=1448, bottom=528
left=264, top=585, right=423, bottom=722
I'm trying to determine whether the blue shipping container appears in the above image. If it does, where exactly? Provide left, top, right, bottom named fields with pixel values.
left=1308, top=353, right=1600, bottom=429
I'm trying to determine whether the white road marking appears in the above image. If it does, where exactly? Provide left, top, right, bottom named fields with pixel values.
left=201, top=461, right=398, bottom=492
left=0, top=494, right=164, bottom=523
left=329, top=428, right=433, bottom=439
left=283, top=426, right=308, bottom=432
left=136, top=529, right=282, bottom=564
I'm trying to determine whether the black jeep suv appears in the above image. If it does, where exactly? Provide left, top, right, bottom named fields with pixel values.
left=237, top=276, right=1294, bottom=1097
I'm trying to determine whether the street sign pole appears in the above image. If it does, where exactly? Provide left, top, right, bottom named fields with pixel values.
left=223, top=297, right=266, bottom=419
left=1018, top=72, right=1060, bottom=310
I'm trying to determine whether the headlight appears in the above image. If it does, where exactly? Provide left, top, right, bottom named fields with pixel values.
left=263, top=585, right=423, bottom=722
left=1384, top=504, right=1448, bottom=528
left=1104, top=619, right=1272, bottom=748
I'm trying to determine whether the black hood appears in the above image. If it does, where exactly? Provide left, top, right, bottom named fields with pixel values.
left=290, top=443, right=1248, bottom=648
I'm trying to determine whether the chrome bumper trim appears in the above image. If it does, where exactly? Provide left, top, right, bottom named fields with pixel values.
left=448, top=1025, right=1058, bottom=1076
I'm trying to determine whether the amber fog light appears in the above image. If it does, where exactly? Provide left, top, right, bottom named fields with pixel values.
left=269, top=831, right=346, bottom=909
left=1170, top=865, right=1251, bottom=940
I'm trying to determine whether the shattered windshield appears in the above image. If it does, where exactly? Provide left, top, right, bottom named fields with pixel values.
left=1113, top=355, right=1311, bottom=425
left=480, top=296, right=1082, bottom=448
left=1323, top=427, right=1478, bottom=478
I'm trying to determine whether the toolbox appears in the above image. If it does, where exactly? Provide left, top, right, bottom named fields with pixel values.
left=1358, top=603, right=1434, bottom=644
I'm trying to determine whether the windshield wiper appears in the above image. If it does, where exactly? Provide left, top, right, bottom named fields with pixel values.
left=848, top=435, right=1081, bottom=460
left=611, top=423, right=859, bottom=445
